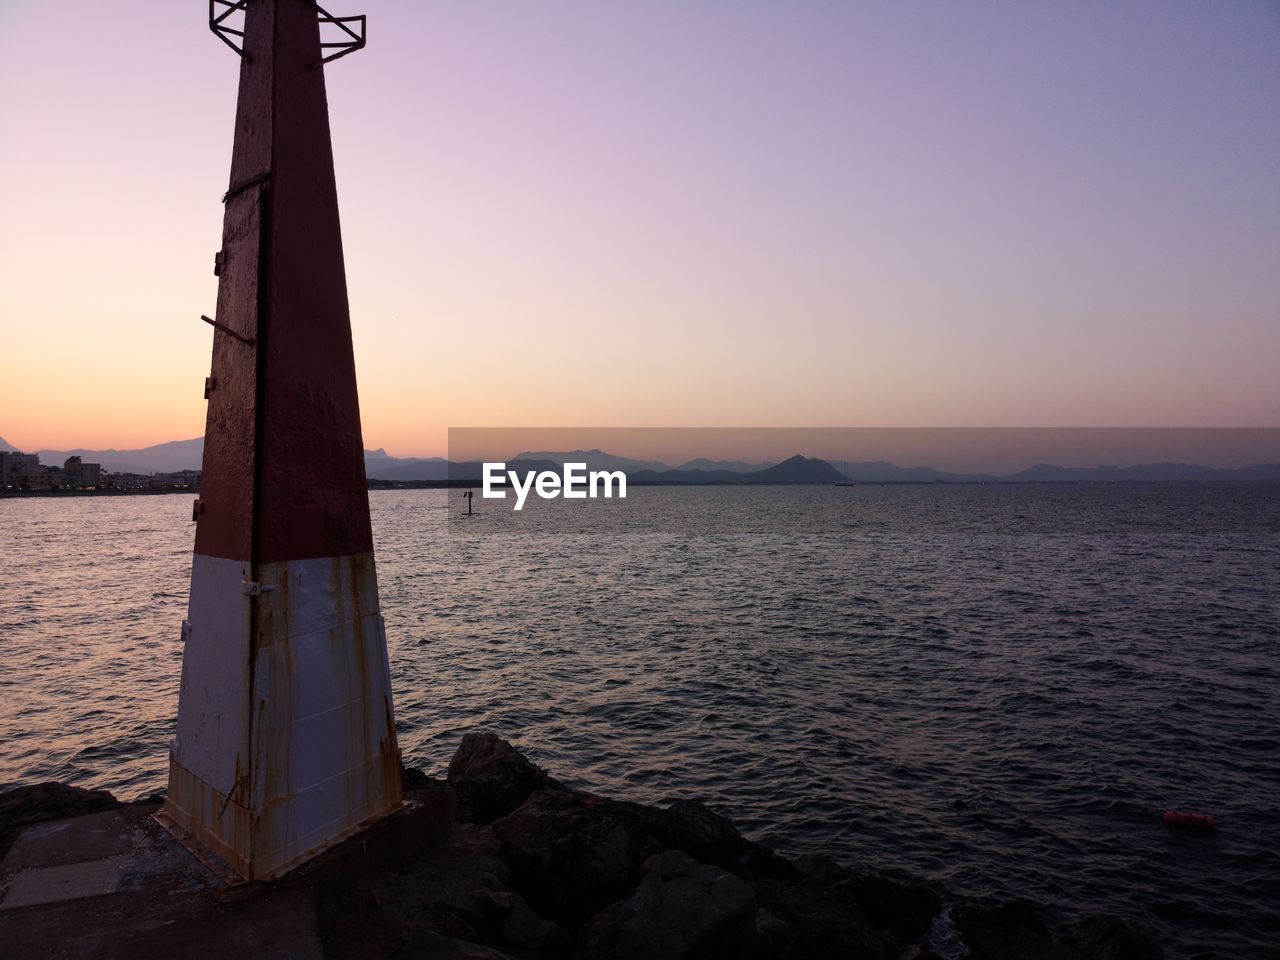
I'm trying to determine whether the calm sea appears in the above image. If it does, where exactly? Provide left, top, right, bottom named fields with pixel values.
left=1, top=485, right=1277, bottom=957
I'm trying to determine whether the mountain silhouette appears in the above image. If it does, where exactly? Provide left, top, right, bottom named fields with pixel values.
left=675, top=458, right=775, bottom=473
left=751, top=455, right=847, bottom=483
left=30, top=438, right=206, bottom=473
left=513, top=449, right=670, bottom=473
left=364, top=448, right=448, bottom=481
left=835, top=460, right=959, bottom=482
left=630, top=454, right=846, bottom=485
left=1000, top=462, right=1280, bottom=482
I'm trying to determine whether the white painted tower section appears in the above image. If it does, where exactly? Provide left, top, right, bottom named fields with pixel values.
left=168, top=555, right=401, bottom=879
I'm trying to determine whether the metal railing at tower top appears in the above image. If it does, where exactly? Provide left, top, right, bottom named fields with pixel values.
left=209, top=0, right=367, bottom=64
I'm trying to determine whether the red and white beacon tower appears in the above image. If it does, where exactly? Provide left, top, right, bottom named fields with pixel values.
left=163, top=1, right=401, bottom=880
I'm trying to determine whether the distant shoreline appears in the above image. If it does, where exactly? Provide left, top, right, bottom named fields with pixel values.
left=5, top=478, right=1275, bottom=501
left=0, top=488, right=196, bottom=499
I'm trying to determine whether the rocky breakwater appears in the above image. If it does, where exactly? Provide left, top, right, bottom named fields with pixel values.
left=402, top=733, right=1160, bottom=960
left=0, top=733, right=1163, bottom=960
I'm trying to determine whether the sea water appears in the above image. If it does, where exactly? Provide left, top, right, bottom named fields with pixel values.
left=1, top=484, right=1276, bottom=957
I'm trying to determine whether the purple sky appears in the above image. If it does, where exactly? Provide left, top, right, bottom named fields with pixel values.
left=1, top=1, right=1277, bottom=457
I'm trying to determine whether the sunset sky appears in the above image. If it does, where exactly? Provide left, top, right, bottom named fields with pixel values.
left=1, top=1, right=1277, bottom=458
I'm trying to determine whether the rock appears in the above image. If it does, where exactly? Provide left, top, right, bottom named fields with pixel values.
left=751, top=877, right=898, bottom=959
left=492, top=789, right=675, bottom=927
left=497, top=890, right=574, bottom=956
left=792, top=849, right=941, bottom=941
left=314, top=882, right=405, bottom=960
left=1062, top=916, right=1162, bottom=960
left=403, top=765, right=443, bottom=791
left=663, top=800, right=744, bottom=869
left=738, top=841, right=802, bottom=881
left=899, top=948, right=946, bottom=960
left=448, top=733, right=562, bottom=825
left=0, top=782, right=121, bottom=859
left=398, top=932, right=522, bottom=959
left=751, top=908, right=792, bottom=958
left=325, top=821, right=570, bottom=958
left=960, top=927, right=1084, bottom=960
left=574, top=850, right=757, bottom=960
left=795, top=852, right=850, bottom=886
left=953, top=899, right=1083, bottom=960
left=494, top=788, right=757, bottom=928
left=954, top=900, right=1050, bottom=938
left=833, top=872, right=941, bottom=942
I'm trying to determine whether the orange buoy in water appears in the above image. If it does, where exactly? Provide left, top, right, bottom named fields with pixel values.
left=1162, top=810, right=1217, bottom=829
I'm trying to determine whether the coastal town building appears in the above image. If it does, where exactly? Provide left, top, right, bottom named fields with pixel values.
left=0, top=451, right=64, bottom=490
left=149, top=470, right=201, bottom=489
left=0, top=451, right=40, bottom=488
left=0, top=450, right=198, bottom=492
left=11, top=469, right=66, bottom=491
left=63, top=456, right=102, bottom=490
left=104, top=472, right=152, bottom=490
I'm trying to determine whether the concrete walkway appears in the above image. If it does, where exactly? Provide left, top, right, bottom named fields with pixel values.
left=0, top=792, right=458, bottom=960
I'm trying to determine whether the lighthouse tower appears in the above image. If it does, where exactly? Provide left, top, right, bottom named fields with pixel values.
left=163, top=0, right=402, bottom=880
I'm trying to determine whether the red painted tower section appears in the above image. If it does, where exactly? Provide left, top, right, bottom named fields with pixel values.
left=163, top=0, right=401, bottom=880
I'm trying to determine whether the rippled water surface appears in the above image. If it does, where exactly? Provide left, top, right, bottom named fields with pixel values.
left=1, top=485, right=1278, bottom=957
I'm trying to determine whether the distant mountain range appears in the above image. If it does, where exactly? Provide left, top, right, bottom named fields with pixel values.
left=4, top=435, right=1278, bottom=483
left=629, top=454, right=845, bottom=484
left=997, top=462, right=1280, bottom=482
left=513, top=449, right=670, bottom=474
left=511, top=450, right=781, bottom=475
left=364, top=447, right=448, bottom=482
left=674, top=458, right=776, bottom=473
left=23, top=438, right=208, bottom=474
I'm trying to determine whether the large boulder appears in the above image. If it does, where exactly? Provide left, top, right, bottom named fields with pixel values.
left=954, top=900, right=1050, bottom=939
left=574, top=850, right=757, bottom=960
left=448, top=733, right=562, bottom=825
left=794, top=853, right=850, bottom=886
left=750, top=877, right=899, bottom=960
left=795, top=853, right=940, bottom=942
left=492, top=788, right=754, bottom=928
left=397, top=933, right=522, bottom=960
left=1062, top=916, right=1162, bottom=960
left=833, top=873, right=941, bottom=942
left=662, top=800, right=744, bottom=869
left=403, top=765, right=445, bottom=792
left=492, top=789, right=675, bottom=927
left=0, top=782, right=121, bottom=859
left=739, top=841, right=803, bottom=881
left=319, top=821, right=571, bottom=959
left=953, top=900, right=1083, bottom=960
